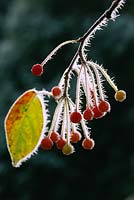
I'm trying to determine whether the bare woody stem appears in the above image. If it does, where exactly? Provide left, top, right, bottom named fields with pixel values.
left=40, top=0, right=124, bottom=97
left=78, top=0, right=124, bottom=43
left=63, top=0, right=124, bottom=96
left=63, top=51, right=79, bottom=96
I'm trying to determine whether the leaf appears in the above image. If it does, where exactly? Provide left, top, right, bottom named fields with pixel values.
left=4, top=89, right=48, bottom=167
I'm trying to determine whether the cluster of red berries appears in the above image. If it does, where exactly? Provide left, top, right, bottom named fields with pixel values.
left=30, top=67, right=95, bottom=154
left=29, top=0, right=127, bottom=161
left=31, top=63, right=126, bottom=156
left=70, top=100, right=110, bottom=123
left=40, top=131, right=94, bottom=155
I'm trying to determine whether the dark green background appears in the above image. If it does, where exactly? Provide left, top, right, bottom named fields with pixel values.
left=0, top=0, right=133, bottom=199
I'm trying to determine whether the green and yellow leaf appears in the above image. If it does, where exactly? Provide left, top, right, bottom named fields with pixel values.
left=4, top=89, right=48, bottom=167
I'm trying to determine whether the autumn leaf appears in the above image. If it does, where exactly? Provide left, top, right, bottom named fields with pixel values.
left=4, top=89, right=48, bottom=167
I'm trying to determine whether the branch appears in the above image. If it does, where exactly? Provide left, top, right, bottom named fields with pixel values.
left=39, top=0, right=125, bottom=97
left=79, top=0, right=126, bottom=43
left=64, top=0, right=125, bottom=96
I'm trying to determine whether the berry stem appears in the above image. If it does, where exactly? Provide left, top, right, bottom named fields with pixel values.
left=48, top=98, right=64, bottom=136
left=75, top=65, right=83, bottom=111
left=88, top=62, right=105, bottom=101
left=79, top=43, right=99, bottom=106
left=86, top=64, right=98, bottom=106
left=61, top=99, right=67, bottom=140
left=38, top=90, right=52, bottom=97
left=65, top=98, right=71, bottom=144
left=41, top=39, right=79, bottom=66
left=80, top=67, right=93, bottom=108
left=81, top=119, right=91, bottom=139
left=90, top=61, right=118, bottom=92
left=83, top=66, right=91, bottom=107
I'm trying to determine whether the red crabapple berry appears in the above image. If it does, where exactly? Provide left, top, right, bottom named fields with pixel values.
left=70, top=111, right=82, bottom=123
left=82, top=138, right=95, bottom=150
left=50, top=132, right=60, bottom=142
left=56, top=138, right=66, bottom=150
left=92, top=106, right=105, bottom=119
left=62, top=144, right=74, bottom=155
left=41, top=137, right=53, bottom=150
left=114, top=90, right=126, bottom=102
left=98, top=100, right=111, bottom=113
left=31, top=64, right=43, bottom=76
left=70, top=131, right=81, bottom=143
left=51, top=86, right=61, bottom=97
left=83, top=107, right=94, bottom=121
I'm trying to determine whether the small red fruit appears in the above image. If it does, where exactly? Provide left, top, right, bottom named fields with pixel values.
left=83, top=107, right=94, bottom=121
left=31, top=64, right=43, bottom=76
left=82, top=138, right=95, bottom=150
left=70, top=131, right=81, bottom=143
left=70, top=111, right=82, bottom=123
left=51, top=86, right=61, bottom=97
left=56, top=138, right=66, bottom=150
left=41, top=137, right=53, bottom=150
left=98, top=100, right=111, bottom=113
left=92, top=106, right=105, bottom=119
left=50, top=132, right=59, bottom=142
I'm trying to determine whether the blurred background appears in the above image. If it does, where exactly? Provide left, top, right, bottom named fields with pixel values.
left=0, top=0, right=134, bottom=199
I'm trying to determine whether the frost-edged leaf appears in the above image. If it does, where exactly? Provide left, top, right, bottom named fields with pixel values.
left=5, top=89, right=48, bottom=167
